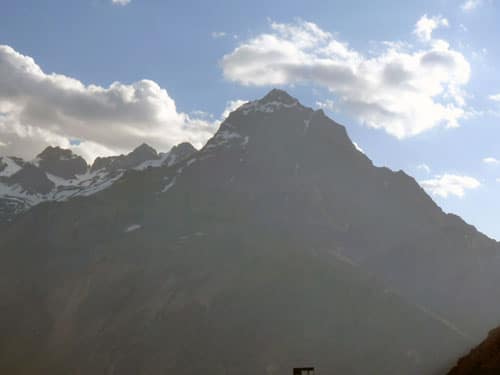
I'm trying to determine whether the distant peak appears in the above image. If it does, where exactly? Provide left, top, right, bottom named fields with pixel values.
left=260, top=88, right=298, bottom=105
left=133, top=143, right=156, bottom=153
left=170, top=142, right=197, bottom=153
left=38, top=145, right=64, bottom=155
left=37, top=146, right=81, bottom=161
left=130, top=143, right=158, bottom=159
left=235, top=89, right=302, bottom=116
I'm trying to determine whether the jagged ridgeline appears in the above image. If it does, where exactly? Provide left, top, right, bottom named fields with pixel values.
left=0, top=142, right=196, bottom=224
left=0, top=90, right=499, bottom=375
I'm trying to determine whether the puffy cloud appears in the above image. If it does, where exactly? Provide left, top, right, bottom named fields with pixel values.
left=420, top=174, right=480, bottom=198
left=489, top=94, right=500, bottom=102
left=461, top=0, right=482, bottom=12
left=112, top=0, right=131, bottom=5
left=414, top=15, right=449, bottom=42
left=483, top=157, right=500, bottom=165
left=221, top=19, right=470, bottom=139
left=417, top=163, right=431, bottom=173
left=0, top=45, right=217, bottom=162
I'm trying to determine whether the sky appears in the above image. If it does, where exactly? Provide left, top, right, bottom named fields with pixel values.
left=0, top=0, right=499, bottom=239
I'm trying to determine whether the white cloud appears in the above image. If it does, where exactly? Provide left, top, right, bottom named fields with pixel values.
left=461, top=0, right=482, bottom=12
left=417, top=163, right=431, bottom=173
left=221, top=19, right=470, bottom=139
left=0, top=45, right=217, bottom=162
left=221, top=99, right=247, bottom=119
left=483, top=157, right=500, bottom=165
left=315, top=99, right=336, bottom=111
left=112, top=0, right=131, bottom=5
left=212, top=31, right=227, bottom=39
left=489, top=94, right=500, bottom=102
left=420, top=174, right=480, bottom=198
left=414, top=15, right=449, bottom=42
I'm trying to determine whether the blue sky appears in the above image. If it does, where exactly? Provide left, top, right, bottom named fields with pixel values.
left=0, top=0, right=499, bottom=239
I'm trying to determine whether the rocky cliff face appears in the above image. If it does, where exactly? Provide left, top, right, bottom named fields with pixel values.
left=90, top=143, right=159, bottom=172
left=36, top=146, right=88, bottom=179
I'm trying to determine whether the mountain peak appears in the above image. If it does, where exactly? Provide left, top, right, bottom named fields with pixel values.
left=91, top=143, right=159, bottom=172
left=260, top=88, right=298, bottom=105
left=160, top=142, right=197, bottom=167
left=37, top=146, right=79, bottom=161
left=232, top=89, right=302, bottom=118
left=36, top=146, right=87, bottom=179
left=132, top=143, right=157, bottom=156
left=169, top=142, right=196, bottom=155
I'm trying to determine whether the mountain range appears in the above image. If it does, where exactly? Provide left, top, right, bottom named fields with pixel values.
left=0, top=89, right=499, bottom=374
left=0, top=142, right=196, bottom=225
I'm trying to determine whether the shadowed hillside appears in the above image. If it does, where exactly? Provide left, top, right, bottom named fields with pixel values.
left=1, top=90, right=498, bottom=374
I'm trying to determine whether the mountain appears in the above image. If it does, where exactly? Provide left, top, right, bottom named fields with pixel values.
left=0, top=142, right=197, bottom=225
left=36, top=146, right=88, bottom=179
left=90, top=143, right=159, bottom=172
left=448, top=327, right=500, bottom=374
left=0, top=89, right=498, bottom=374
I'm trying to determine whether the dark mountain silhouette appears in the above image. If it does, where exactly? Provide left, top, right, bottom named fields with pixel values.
left=8, top=163, right=54, bottom=194
left=0, top=89, right=498, bottom=374
left=37, top=146, right=88, bottom=179
left=448, top=327, right=500, bottom=374
left=90, top=143, right=159, bottom=172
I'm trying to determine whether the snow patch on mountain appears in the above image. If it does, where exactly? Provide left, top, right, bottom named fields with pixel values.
left=125, top=224, right=142, bottom=232
left=240, top=99, right=299, bottom=115
left=162, top=177, right=177, bottom=193
left=0, top=157, right=22, bottom=177
left=1, top=142, right=197, bottom=223
left=204, top=124, right=250, bottom=151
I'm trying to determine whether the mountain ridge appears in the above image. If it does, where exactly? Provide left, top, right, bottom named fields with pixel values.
left=0, top=141, right=197, bottom=224
left=0, top=89, right=498, bottom=374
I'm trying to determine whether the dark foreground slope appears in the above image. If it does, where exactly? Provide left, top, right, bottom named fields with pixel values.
left=448, top=327, right=500, bottom=374
left=0, top=211, right=466, bottom=374
left=0, top=90, right=498, bottom=374
left=0, top=198, right=466, bottom=374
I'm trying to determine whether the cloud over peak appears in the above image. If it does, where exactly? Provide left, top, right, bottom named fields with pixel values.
left=0, top=45, right=215, bottom=161
left=221, top=18, right=470, bottom=139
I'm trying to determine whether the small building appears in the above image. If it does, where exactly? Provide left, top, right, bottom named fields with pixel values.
left=293, top=367, right=315, bottom=375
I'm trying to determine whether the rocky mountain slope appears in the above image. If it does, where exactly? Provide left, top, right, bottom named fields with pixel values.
left=448, top=327, right=500, bottom=374
left=0, top=142, right=196, bottom=224
left=0, top=89, right=498, bottom=374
